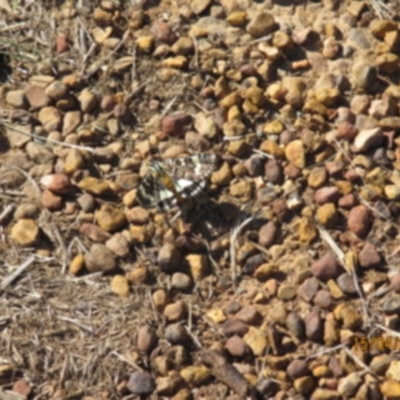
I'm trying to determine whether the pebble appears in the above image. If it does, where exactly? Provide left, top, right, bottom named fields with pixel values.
left=353, top=128, right=383, bottom=152
left=41, top=189, right=62, bottom=210
left=152, top=289, right=170, bottom=312
left=315, top=187, right=340, bottom=204
left=286, top=312, right=305, bottom=339
left=311, top=254, right=343, bottom=281
left=180, top=365, right=210, bottom=386
left=158, top=243, right=182, bottom=272
left=298, top=277, right=319, bottom=303
left=161, top=114, right=191, bottom=137
left=79, top=223, right=111, bottom=242
left=38, top=106, right=62, bottom=132
left=304, top=311, right=323, bottom=341
left=313, top=290, right=332, bottom=308
left=235, top=305, right=261, bottom=326
left=127, top=371, right=155, bottom=396
left=110, top=275, right=130, bottom=297
left=95, top=204, right=126, bottom=232
left=186, top=254, right=208, bottom=281
left=358, top=242, right=381, bottom=268
left=40, top=174, right=70, bottom=194
left=347, top=205, right=371, bottom=237
left=6, top=90, right=27, bottom=108
left=258, top=221, right=279, bottom=248
left=171, top=272, right=193, bottom=291
left=165, top=323, right=190, bottom=346
left=287, top=359, right=309, bottom=379
left=222, top=319, right=249, bottom=337
left=10, top=219, right=40, bottom=246
left=225, top=336, right=249, bottom=358
left=12, top=379, right=32, bottom=397
left=78, top=89, right=98, bottom=113
left=285, top=140, right=306, bottom=169
left=246, top=12, right=276, bottom=38
left=164, top=301, right=187, bottom=322
left=69, top=254, right=85, bottom=276
left=84, top=243, right=116, bottom=273
left=336, top=273, right=357, bottom=294
left=77, top=177, right=112, bottom=196
left=243, top=326, right=269, bottom=356
left=106, top=233, right=130, bottom=257
left=137, top=325, right=158, bottom=355
left=316, top=203, right=337, bottom=227
left=25, top=84, right=51, bottom=109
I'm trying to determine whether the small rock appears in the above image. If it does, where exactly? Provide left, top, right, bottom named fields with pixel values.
left=106, top=233, right=130, bottom=257
left=171, top=272, right=193, bottom=291
left=40, top=174, right=71, bottom=194
left=158, top=243, right=182, bottom=272
left=277, top=283, right=296, bottom=301
left=151, top=20, right=177, bottom=45
left=85, top=243, right=116, bottom=273
left=316, top=203, right=337, bottom=227
left=11, top=219, right=40, bottom=246
left=246, top=12, right=276, bottom=38
left=313, top=290, right=332, bottom=308
left=77, top=177, right=112, bottom=196
left=25, top=84, right=51, bottom=109
left=45, top=80, right=68, bottom=100
left=6, top=90, right=27, bottom=108
left=41, top=189, right=62, bottom=210
left=111, top=275, right=130, bottom=297
left=137, top=325, right=158, bottom=355
left=225, top=336, right=249, bottom=358
left=347, top=205, right=371, bottom=237
left=62, top=111, right=81, bottom=135
left=78, top=89, right=98, bottom=113
left=285, top=140, right=305, bottom=168
left=38, top=106, right=62, bottom=132
left=243, top=326, right=269, bottom=356
left=227, top=11, right=247, bottom=27
left=12, top=379, right=32, bottom=397
left=229, top=180, right=253, bottom=202
left=311, top=254, right=342, bottom=281
left=298, top=277, right=319, bottom=302
left=165, top=323, right=190, bottom=345
left=353, top=128, right=383, bottom=152
left=152, top=289, right=171, bottom=312
left=222, top=319, right=249, bottom=337
left=126, top=266, right=148, bottom=285
left=161, top=114, right=191, bottom=137
left=95, top=204, right=127, bottom=232
left=69, top=254, right=85, bottom=275
left=235, top=305, right=261, bottom=325
left=127, top=371, right=155, bottom=396
left=308, top=167, right=328, bottom=188
left=304, top=311, right=323, bottom=341
left=337, top=373, right=362, bottom=397
left=265, top=159, right=283, bottom=184
left=186, top=254, right=208, bottom=281
left=164, top=301, right=187, bottom=322
left=286, top=312, right=305, bottom=339
left=79, top=223, right=111, bottom=242
left=336, top=273, right=357, bottom=295
left=287, top=359, right=309, bottom=379
left=180, top=365, right=210, bottom=386
left=338, top=194, right=357, bottom=209
left=358, top=242, right=381, bottom=268
left=315, top=187, right=340, bottom=204
left=259, top=221, right=279, bottom=248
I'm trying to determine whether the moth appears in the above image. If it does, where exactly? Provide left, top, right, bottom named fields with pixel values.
left=137, top=153, right=217, bottom=211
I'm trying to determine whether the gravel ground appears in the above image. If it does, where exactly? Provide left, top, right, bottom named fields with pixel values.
left=1, top=0, right=400, bottom=399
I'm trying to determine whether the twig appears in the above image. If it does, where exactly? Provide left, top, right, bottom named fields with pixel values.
left=0, top=256, right=35, bottom=290
left=56, top=315, right=95, bottom=334
left=230, top=214, right=256, bottom=289
left=2, top=165, right=41, bottom=198
left=0, top=204, right=14, bottom=224
left=306, top=343, right=346, bottom=360
left=0, top=120, right=95, bottom=153
left=110, top=351, right=144, bottom=371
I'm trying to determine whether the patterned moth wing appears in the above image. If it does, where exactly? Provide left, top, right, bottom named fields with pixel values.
left=137, top=153, right=217, bottom=211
